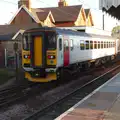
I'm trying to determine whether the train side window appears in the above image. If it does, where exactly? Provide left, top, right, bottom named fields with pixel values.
left=59, top=38, right=62, bottom=51
left=85, top=40, right=89, bottom=50
left=98, top=41, right=100, bottom=49
left=107, top=41, right=109, bottom=48
left=101, top=41, right=103, bottom=48
left=104, top=41, right=106, bottom=48
left=70, top=39, right=74, bottom=51
left=80, top=40, right=84, bottom=50
left=90, top=41, right=93, bottom=49
left=109, top=42, right=110, bottom=48
left=64, top=40, right=69, bottom=51
left=94, top=41, right=97, bottom=49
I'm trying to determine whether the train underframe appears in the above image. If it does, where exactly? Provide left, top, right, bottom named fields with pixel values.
left=25, top=55, right=116, bottom=83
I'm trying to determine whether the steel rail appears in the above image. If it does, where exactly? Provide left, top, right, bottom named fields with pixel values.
left=23, top=64, right=120, bottom=120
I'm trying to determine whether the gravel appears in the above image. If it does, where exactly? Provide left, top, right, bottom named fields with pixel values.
left=0, top=61, right=119, bottom=120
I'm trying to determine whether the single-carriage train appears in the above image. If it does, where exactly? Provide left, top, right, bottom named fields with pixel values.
left=22, top=27, right=120, bottom=82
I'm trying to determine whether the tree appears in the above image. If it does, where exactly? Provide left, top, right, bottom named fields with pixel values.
left=111, top=26, right=120, bottom=38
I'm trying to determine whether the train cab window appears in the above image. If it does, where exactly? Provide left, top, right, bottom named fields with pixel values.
left=59, top=38, right=62, bottom=51
left=85, top=41, right=89, bottom=50
left=23, top=36, right=30, bottom=50
left=101, top=41, right=103, bottom=48
left=48, top=33, right=56, bottom=50
left=98, top=41, right=100, bottom=49
left=70, top=39, right=74, bottom=51
left=90, top=41, right=93, bottom=49
left=80, top=40, right=85, bottom=50
left=94, top=41, right=97, bottom=49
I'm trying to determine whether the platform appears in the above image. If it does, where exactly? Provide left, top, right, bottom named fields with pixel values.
left=55, top=72, right=120, bottom=120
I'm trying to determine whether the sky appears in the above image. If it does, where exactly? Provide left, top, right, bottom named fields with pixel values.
left=0, top=0, right=99, bottom=24
left=0, top=0, right=119, bottom=31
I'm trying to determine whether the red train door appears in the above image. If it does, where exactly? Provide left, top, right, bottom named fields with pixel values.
left=64, top=39, right=69, bottom=66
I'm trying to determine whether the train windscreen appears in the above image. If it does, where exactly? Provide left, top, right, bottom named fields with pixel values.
left=47, top=33, right=56, bottom=50
left=23, top=36, right=30, bottom=50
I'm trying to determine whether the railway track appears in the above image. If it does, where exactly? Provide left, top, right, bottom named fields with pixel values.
left=0, top=82, right=37, bottom=108
left=23, top=64, right=120, bottom=120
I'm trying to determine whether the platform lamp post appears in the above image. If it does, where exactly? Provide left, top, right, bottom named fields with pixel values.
left=13, top=41, right=18, bottom=81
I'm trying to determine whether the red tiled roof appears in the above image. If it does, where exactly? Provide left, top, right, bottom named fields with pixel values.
left=32, top=5, right=82, bottom=22
left=36, top=11, right=49, bottom=21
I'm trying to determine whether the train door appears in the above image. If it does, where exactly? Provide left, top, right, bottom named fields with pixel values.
left=64, top=39, right=69, bottom=66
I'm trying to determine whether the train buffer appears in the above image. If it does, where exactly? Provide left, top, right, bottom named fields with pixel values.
left=55, top=72, right=120, bottom=120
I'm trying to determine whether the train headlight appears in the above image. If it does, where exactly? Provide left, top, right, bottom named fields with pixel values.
left=47, top=55, right=55, bottom=59
left=24, top=55, right=31, bottom=59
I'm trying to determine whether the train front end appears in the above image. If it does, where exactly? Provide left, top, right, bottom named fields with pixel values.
left=22, top=28, right=57, bottom=82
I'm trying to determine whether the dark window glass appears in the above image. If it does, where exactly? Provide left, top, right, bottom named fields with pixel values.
left=47, top=33, right=56, bottom=50
left=85, top=41, right=89, bottom=50
left=107, top=41, right=109, bottom=48
left=98, top=41, right=100, bottom=49
left=94, top=41, right=97, bottom=49
left=23, top=36, right=30, bottom=50
left=80, top=40, right=85, bottom=50
left=59, top=38, right=62, bottom=51
left=104, top=41, right=106, bottom=48
left=101, top=41, right=103, bottom=48
left=90, top=41, right=93, bottom=49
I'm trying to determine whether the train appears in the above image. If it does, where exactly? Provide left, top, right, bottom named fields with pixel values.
left=22, top=27, right=120, bottom=82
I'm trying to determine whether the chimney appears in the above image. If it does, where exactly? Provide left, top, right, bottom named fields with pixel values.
left=18, top=0, right=31, bottom=10
left=58, top=0, right=68, bottom=7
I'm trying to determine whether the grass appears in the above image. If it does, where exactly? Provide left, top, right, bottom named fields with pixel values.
left=0, top=69, right=15, bottom=85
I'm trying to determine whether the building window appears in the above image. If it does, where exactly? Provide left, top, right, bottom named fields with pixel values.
left=80, top=40, right=85, bottom=50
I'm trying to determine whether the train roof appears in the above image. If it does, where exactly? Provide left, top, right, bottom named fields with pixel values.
left=25, top=27, right=115, bottom=40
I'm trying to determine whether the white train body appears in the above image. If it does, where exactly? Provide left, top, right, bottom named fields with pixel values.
left=56, top=30, right=119, bottom=68
left=23, top=27, right=120, bottom=82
